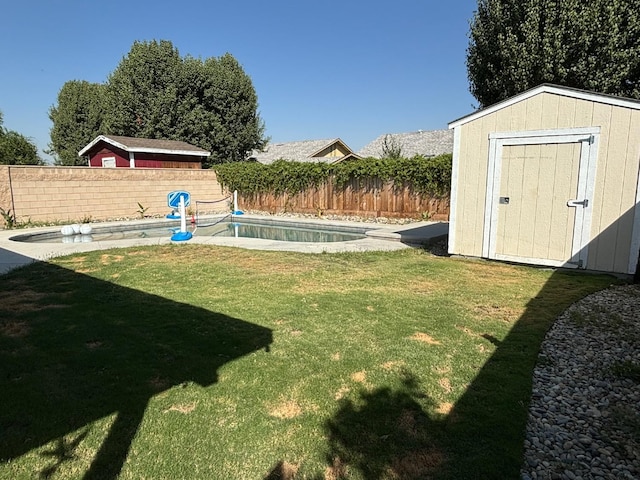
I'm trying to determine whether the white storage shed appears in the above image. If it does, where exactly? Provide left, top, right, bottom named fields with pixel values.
left=448, top=84, right=640, bottom=275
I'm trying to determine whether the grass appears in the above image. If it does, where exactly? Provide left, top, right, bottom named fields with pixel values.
left=0, top=245, right=616, bottom=479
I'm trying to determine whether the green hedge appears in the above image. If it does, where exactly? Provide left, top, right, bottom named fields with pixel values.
left=213, top=154, right=452, bottom=197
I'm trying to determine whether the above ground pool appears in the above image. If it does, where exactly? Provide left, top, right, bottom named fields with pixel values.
left=11, top=217, right=369, bottom=244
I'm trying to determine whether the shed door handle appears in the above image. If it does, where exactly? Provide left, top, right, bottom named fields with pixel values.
left=567, top=199, right=588, bottom=208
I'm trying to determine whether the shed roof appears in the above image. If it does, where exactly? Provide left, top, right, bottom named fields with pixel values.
left=78, top=135, right=211, bottom=157
left=248, top=138, right=358, bottom=164
left=448, top=84, right=640, bottom=129
left=358, top=129, right=454, bottom=158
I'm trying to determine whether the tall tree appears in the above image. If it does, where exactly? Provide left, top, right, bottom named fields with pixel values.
left=467, top=0, right=640, bottom=108
left=199, top=54, right=267, bottom=163
left=0, top=110, right=43, bottom=165
left=102, top=40, right=182, bottom=140
left=48, top=80, right=105, bottom=165
left=100, top=40, right=266, bottom=165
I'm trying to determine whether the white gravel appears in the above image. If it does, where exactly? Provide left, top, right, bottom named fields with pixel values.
left=521, top=285, right=640, bottom=480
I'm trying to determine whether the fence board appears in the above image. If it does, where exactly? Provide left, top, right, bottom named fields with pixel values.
left=237, top=177, right=449, bottom=220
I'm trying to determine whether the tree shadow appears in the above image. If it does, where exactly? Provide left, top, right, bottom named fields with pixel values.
left=0, top=261, right=272, bottom=479
left=317, top=202, right=634, bottom=478
left=324, top=371, right=444, bottom=480
left=315, top=271, right=616, bottom=479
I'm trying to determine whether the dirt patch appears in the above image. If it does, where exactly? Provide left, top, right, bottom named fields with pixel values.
left=0, top=321, right=30, bottom=338
left=351, top=371, right=367, bottom=383
left=410, top=332, right=441, bottom=345
left=57, top=256, right=88, bottom=264
left=100, top=254, right=124, bottom=265
left=331, top=352, right=341, bottom=361
left=324, top=457, right=347, bottom=480
left=436, top=402, right=453, bottom=415
left=265, top=461, right=299, bottom=480
left=334, top=385, right=351, bottom=400
left=290, top=329, right=303, bottom=337
left=125, top=250, right=150, bottom=257
left=387, top=448, right=445, bottom=479
left=267, top=399, right=303, bottom=420
left=164, top=402, right=197, bottom=414
left=438, top=378, right=452, bottom=394
left=455, top=325, right=478, bottom=337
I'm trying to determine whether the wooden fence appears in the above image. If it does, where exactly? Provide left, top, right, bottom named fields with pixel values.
left=237, top=177, right=450, bottom=220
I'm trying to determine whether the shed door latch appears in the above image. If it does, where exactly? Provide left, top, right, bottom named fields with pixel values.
left=499, top=197, right=510, bottom=205
left=567, top=199, right=589, bottom=208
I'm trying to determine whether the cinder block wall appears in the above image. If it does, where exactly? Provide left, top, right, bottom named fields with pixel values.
left=0, top=165, right=226, bottom=224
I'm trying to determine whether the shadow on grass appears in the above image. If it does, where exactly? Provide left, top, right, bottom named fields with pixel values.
left=313, top=270, right=616, bottom=480
left=325, top=372, right=443, bottom=479
left=0, top=262, right=272, bottom=480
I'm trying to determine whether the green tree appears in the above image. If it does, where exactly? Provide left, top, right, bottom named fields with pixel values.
left=380, top=134, right=403, bottom=160
left=0, top=110, right=43, bottom=165
left=199, top=54, right=267, bottom=164
left=467, top=0, right=640, bottom=108
left=102, top=40, right=182, bottom=140
left=100, top=40, right=266, bottom=165
left=48, top=80, right=105, bottom=165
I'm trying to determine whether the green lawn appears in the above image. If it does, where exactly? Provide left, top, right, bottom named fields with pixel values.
left=0, top=245, right=615, bottom=479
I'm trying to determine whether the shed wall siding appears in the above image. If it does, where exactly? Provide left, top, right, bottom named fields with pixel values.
left=453, top=91, right=640, bottom=274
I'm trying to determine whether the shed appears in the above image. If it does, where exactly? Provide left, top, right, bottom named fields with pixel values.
left=448, top=84, right=640, bottom=276
left=79, top=135, right=210, bottom=169
left=358, top=129, right=453, bottom=158
left=247, top=138, right=360, bottom=164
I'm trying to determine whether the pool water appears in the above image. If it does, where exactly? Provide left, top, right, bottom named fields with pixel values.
left=203, top=222, right=365, bottom=242
left=14, top=220, right=367, bottom=244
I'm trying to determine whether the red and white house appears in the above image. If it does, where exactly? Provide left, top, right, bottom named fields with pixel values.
left=79, top=135, right=211, bottom=169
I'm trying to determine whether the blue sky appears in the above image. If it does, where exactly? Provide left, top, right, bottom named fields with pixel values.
left=0, top=0, right=479, bottom=161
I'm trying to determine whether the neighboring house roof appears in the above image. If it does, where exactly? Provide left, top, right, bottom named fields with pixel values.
left=248, top=138, right=359, bottom=164
left=78, top=135, right=211, bottom=157
left=448, top=83, right=640, bottom=128
left=358, top=129, right=454, bottom=158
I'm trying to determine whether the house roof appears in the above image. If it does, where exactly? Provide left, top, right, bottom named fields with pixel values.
left=448, top=83, right=640, bottom=129
left=358, top=129, right=454, bottom=158
left=78, top=135, right=211, bottom=157
left=248, top=138, right=358, bottom=164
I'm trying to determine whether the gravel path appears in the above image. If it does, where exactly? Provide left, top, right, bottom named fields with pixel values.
left=521, top=284, right=640, bottom=480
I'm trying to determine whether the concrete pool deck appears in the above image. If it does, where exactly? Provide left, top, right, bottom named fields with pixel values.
left=0, top=215, right=449, bottom=275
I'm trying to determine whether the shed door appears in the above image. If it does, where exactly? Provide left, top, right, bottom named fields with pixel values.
left=484, top=128, right=599, bottom=268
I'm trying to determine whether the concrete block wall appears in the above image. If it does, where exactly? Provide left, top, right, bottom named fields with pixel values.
left=0, top=165, right=226, bottom=225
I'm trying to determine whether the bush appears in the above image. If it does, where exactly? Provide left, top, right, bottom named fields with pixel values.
left=213, top=154, right=452, bottom=197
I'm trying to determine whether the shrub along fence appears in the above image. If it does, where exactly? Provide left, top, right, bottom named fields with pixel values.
left=237, top=178, right=449, bottom=219
left=214, top=155, right=452, bottom=220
